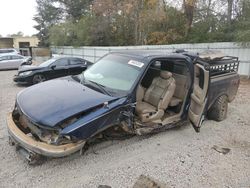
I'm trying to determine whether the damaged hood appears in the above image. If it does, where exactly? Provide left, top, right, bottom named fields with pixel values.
left=18, top=65, right=42, bottom=72
left=17, top=78, right=116, bottom=127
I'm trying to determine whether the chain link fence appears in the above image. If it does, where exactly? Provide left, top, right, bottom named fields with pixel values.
left=51, top=42, right=250, bottom=76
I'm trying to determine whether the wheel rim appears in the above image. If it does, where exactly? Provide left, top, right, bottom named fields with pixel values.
left=220, top=100, right=228, bottom=117
left=33, top=74, right=46, bottom=84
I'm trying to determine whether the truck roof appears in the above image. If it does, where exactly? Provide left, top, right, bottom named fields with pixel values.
left=111, top=50, right=191, bottom=61
left=110, top=50, right=238, bottom=68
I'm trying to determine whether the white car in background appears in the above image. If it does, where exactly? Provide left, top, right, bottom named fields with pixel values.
left=0, top=48, right=20, bottom=55
left=0, top=54, right=32, bottom=70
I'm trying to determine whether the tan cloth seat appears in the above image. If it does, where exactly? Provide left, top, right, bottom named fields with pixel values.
left=136, top=71, right=176, bottom=122
left=136, top=102, right=156, bottom=114
left=169, top=73, right=189, bottom=107
left=169, top=97, right=182, bottom=107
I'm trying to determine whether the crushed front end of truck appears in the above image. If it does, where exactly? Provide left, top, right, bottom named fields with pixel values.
left=7, top=106, right=86, bottom=164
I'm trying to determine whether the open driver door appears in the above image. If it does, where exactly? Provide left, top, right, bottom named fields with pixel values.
left=188, top=63, right=210, bottom=132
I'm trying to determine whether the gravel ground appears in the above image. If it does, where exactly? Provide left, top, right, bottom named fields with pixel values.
left=0, top=70, right=249, bottom=188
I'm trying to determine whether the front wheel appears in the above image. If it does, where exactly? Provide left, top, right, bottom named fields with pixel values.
left=32, top=74, right=46, bottom=84
left=208, top=95, right=228, bottom=121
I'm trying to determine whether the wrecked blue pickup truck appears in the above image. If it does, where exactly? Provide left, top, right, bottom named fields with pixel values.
left=7, top=50, right=240, bottom=163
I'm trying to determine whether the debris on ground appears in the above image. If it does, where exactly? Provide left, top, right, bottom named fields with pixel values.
left=212, top=145, right=231, bottom=155
left=98, top=185, right=112, bottom=188
left=133, top=175, right=167, bottom=188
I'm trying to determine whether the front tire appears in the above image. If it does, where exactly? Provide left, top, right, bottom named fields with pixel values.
left=208, top=95, right=228, bottom=121
left=32, top=74, right=46, bottom=84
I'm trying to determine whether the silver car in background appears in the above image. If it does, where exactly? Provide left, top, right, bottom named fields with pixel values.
left=0, top=54, right=32, bottom=70
left=0, top=48, right=20, bottom=55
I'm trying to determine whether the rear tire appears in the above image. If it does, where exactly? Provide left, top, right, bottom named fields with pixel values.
left=32, top=74, right=46, bottom=84
left=208, top=95, right=228, bottom=121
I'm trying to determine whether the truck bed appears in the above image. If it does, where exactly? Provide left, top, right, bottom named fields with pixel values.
left=206, top=56, right=240, bottom=110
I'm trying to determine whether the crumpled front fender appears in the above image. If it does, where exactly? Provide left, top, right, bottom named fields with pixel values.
left=7, top=113, right=86, bottom=158
left=61, top=97, right=129, bottom=139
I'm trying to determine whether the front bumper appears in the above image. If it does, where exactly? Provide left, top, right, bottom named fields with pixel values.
left=7, top=113, right=86, bottom=158
left=13, top=75, right=31, bottom=84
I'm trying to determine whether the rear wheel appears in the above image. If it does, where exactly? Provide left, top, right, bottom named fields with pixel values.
left=32, top=74, right=46, bottom=84
left=208, top=95, right=228, bottom=121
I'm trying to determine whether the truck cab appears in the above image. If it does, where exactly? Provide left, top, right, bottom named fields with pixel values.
left=131, top=50, right=240, bottom=134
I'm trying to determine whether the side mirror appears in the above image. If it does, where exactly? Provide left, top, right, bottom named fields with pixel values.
left=51, top=65, right=56, bottom=69
left=26, top=57, right=33, bottom=65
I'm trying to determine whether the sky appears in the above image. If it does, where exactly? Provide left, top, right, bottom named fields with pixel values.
left=0, top=0, right=37, bottom=37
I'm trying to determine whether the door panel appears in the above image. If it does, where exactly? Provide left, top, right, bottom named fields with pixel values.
left=68, top=58, right=87, bottom=75
left=10, top=55, right=24, bottom=68
left=8, top=59, right=22, bottom=69
left=0, top=60, right=10, bottom=69
left=48, top=58, right=69, bottom=79
left=188, top=63, right=209, bottom=132
left=0, top=56, right=11, bottom=69
left=52, top=66, right=68, bottom=78
left=68, top=65, right=85, bottom=75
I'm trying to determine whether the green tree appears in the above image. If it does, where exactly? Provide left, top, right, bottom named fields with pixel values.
left=55, top=0, right=93, bottom=21
left=40, top=0, right=250, bottom=46
left=49, top=15, right=95, bottom=46
left=33, top=0, right=63, bottom=46
left=186, top=0, right=250, bottom=43
left=49, top=0, right=187, bottom=46
left=235, top=0, right=250, bottom=45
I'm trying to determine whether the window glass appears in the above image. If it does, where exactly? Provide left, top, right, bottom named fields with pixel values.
left=141, top=60, right=161, bottom=88
left=39, top=58, right=56, bottom=67
left=70, top=58, right=84, bottom=65
left=0, top=49, right=13, bottom=53
left=150, top=61, right=161, bottom=69
left=173, top=62, right=188, bottom=75
left=55, top=58, right=69, bottom=66
left=11, top=55, right=23, bottom=60
left=0, top=56, right=10, bottom=61
left=84, top=54, right=141, bottom=91
left=161, top=60, right=188, bottom=75
left=160, top=60, right=173, bottom=71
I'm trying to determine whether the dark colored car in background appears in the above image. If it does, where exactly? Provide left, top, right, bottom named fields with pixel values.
left=14, top=56, right=92, bottom=84
left=0, top=54, right=32, bottom=70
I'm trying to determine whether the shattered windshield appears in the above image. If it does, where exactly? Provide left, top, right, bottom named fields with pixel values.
left=83, top=54, right=143, bottom=95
